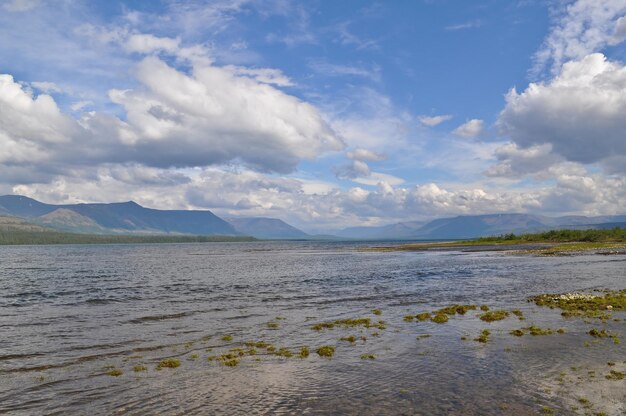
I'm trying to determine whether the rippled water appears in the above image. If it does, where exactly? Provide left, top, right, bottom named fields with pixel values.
left=1, top=242, right=625, bottom=415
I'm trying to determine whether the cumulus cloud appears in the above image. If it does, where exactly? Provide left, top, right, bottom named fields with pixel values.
left=498, top=53, right=626, bottom=171
left=31, top=81, right=62, bottom=94
left=453, top=119, right=484, bottom=138
left=485, top=143, right=563, bottom=178
left=418, top=114, right=452, bottom=127
left=533, top=0, right=626, bottom=75
left=346, top=148, right=386, bottom=162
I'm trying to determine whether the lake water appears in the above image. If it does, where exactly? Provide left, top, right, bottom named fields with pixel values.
left=1, top=242, right=625, bottom=415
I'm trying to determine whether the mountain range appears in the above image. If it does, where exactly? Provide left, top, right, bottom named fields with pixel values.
left=1, top=195, right=625, bottom=240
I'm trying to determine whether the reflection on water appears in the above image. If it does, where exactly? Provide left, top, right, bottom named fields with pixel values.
left=1, top=242, right=625, bottom=415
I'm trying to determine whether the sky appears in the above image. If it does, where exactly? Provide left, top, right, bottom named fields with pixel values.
left=1, top=0, right=626, bottom=233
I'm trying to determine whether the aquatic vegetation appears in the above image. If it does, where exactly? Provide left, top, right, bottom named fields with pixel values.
left=474, top=330, right=491, bottom=343
left=431, top=313, right=448, bottom=324
left=188, top=353, right=199, bottom=361
left=312, top=317, right=373, bottom=331
left=222, top=358, right=240, bottom=367
left=479, top=310, right=509, bottom=322
left=156, top=358, right=181, bottom=369
left=207, top=355, right=217, bottom=361
left=299, top=346, right=310, bottom=358
left=275, top=316, right=286, bottom=320
left=480, top=305, right=490, bottom=311
left=360, top=354, right=376, bottom=360
left=416, top=334, right=431, bottom=340
left=184, top=342, right=194, bottom=349
left=245, top=341, right=271, bottom=349
left=607, top=361, right=615, bottom=366
left=107, top=369, right=123, bottom=377
left=528, top=326, right=553, bottom=336
left=132, top=364, right=147, bottom=372
left=267, top=322, right=279, bottom=329
left=371, top=332, right=380, bottom=337
left=403, top=315, right=414, bottom=322
left=316, top=345, right=336, bottom=358
left=510, top=329, right=525, bottom=337
left=415, top=312, right=431, bottom=321
left=588, top=328, right=612, bottom=338
left=605, top=370, right=624, bottom=380
left=372, top=309, right=382, bottom=315
left=221, top=335, right=233, bottom=341
left=436, top=304, right=476, bottom=315
left=531, top=290, right=626, bottom=320
left=34, top=376, right=45, bottom=382
left=339, top=335, right=357, bottom=343
left=541, top=406, right=555, bottom=415
left=511, top=309, right=524, bottom=320
left=274, top=348, right=293, bottom=358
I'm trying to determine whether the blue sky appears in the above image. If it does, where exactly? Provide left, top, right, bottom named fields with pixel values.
left=1, top=0, right=625, bottom=232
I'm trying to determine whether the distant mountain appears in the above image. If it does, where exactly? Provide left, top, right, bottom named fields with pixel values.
left=335, top=221, right=424, bottom=240
left=226, top=217, right=309, bottom=239
left=337, top=213, right=626, bottom=240
left=0, top=195, right=238, bottom=236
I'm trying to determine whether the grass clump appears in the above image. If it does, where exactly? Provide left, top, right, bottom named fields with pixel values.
left=511, top=309, right=524, bottom=320
left=106, top=369, right=123, bottom=377
left=221, top=335, right=233, bottom=341
left=479, top=310, right=509, bottom=322
left=274, top=347, right=293, bottom=358
left=480, top=305, right=490, bottom=311
left=431, top=313, right=449, bottom=324
left=316, top=345, right=336, bottom=358
left=415, top=312, right=431, bottom=321
left=299, top=346, right=310, bottom=358
left=360, top=354, right=376, bottom=360
left=222, top=358, right=240, bottom=367
left=474, top=330, right=491, bottom=343
left=532, top=290, right=626, bottom=315
left=527, top=326, right=553, bottom=336
left=372, top=309, right=382, bottom=316
left=605, top=370, right=625, bottom=380
left=157, top=358, right=181, bottom=369
left=132, top=364, right=147, bottom=372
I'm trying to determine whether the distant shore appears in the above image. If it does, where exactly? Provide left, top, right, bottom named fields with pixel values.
left=365, top=228, right=626, bottom=256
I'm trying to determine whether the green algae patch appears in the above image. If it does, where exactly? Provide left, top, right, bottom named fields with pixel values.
left=157, top=358, right=181, bottom=369
left=311, top=317, right=375, bottom=331
left=106, top=369, right=123, bottom=377
left=431, top=313, right=449, bottom=324
left=474, top=330, right=491, bottom=343
left=299, top=346, right=310, bottom=359
left=588, top=328, right=613, bottom=338
left=605, top=370, right=625, bottom=380
left=403, top=315, right=415, bottom=322
left=372, top=309, right=382, bottom=316
left=340, top=335, right=357, bottom=343
left=436, top=304, right=476, bottom=316
left=132, top=364, right=147, bottom=372
left=415, top=312, right=431, bottom=321
left=531, top=290, right=626, bottom=316
left=221, top=335, right=233, bottom=341
left=222, top=358, right=240, bottom=367
left=480, top=305, right=490, bottom=311
left=360, top=354, right=376, bottom=360
left=266, top=322, right=279, bottom=330
left=479, top=310, right=509, bottom=322
left=510, top=329, right=525, bottom=337
left=273, top=348, right=293, bottom=358
left=511, top=309, right=524, bottom=320
left=316, top=345, right=336, bottom=358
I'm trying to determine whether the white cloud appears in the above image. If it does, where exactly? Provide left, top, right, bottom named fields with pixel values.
left=31, top=81, right=62, bottom=94
left=70, top=100, right=93, bottom=112
left=533, top=0, right=626, bottom=75
left=418, top=114, right=452, bottom=127
left=610, top=15, right=626, bottom=44
left=498, top=53, right=626, bottom=170
left=2, top=0, right=39, bottom=12
left=308, top=59, right=381, bottom=81
left=445, top=20, right=482, bottom=31
left=346, top=148, right=386, bottom=162
left=124, top=33, right=181, bottom=54
left=485, top=143, right=563, bottom=178
left=453, top=119, right=484, bottom=138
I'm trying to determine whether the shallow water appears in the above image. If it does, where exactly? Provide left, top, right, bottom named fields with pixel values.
left=1, top=242, right=625, bottom=415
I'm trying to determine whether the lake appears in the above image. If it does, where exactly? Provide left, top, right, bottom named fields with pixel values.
left=1, top=242, right=624, bottom=415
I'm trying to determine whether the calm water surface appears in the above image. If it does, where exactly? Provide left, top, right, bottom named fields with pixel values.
left=1, top=242, right=625, bottom=415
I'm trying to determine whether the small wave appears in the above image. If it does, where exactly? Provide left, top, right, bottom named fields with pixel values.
left=128, top=311, right=192, bottom=323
